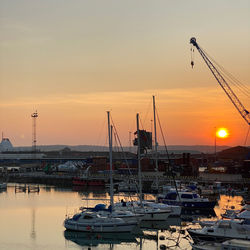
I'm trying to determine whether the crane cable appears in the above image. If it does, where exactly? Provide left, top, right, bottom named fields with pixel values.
left=244, top=126, right=249, bottom=146
left=199, top=45, right=250, bottom=97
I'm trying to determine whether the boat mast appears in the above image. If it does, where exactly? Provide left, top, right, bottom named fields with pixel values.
left=136, top=113, right=143, bottom=204
left=153, top=95, right=159, bottom=190
left=107, top=111, right=114, bottom=208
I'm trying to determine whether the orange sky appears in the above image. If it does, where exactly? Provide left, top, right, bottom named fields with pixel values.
left=0, top=1, right=249, bottom=147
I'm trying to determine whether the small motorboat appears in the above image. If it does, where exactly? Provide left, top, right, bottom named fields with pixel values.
left=158, top=191, right=216, bottom=209
left=237, top=205, right=250, bottom=220
left=188, top=219, right=250, bottom=243
left=221, top=204, right=250, bottom=220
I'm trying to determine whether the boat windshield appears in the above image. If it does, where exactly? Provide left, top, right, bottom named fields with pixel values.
left=181, top=193, right=193, bottom=199
left=83, top=214, right=94, bottom=220
left=193, top=194, right=199, bottom=199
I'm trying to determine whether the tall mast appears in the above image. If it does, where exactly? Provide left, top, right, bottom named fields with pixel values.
left=136, top=113, right=143, bottom=204
left=107, top=111, right=114, bottom=208
left=129, top=131, right=132, bottom=153
left=153, top=96, right=159, bottom=190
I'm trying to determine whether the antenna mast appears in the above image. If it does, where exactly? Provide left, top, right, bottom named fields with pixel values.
left=31, top=111, right=38, bottom=152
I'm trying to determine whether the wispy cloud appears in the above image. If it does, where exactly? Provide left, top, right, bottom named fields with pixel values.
left=0, top=86, right=222, bottom=107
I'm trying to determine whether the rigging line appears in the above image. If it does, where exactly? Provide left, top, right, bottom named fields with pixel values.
left=244, top=125, right=250, bottom=146
left=113, top=131, right=117, bottom=152
left=142, top=97, right=153, bottom=129
left=110, top=114, right=140, bottom=198
left=139, top=115, right=145, bottom=131
left=156, top=107, right=170, bottom=160
left=156, top=107, right=181, bottom=201
left=113, top=131, right=120, bottom=153
left=200, top=45, right=250, bottom=93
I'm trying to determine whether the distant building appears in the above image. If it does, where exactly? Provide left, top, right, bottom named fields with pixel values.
left=0, top=138, right=13, bottom=152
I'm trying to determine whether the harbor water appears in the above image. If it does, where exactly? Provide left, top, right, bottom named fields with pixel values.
left=0, top=184, right=244, bottom=250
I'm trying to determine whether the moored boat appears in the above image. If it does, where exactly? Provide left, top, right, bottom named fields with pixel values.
left=65, top=112, right=139, bottom=232
left=158, top=191, right=216, bottom=209
left=191, top=239, right=250, bottom=250
left=64, top=211, right=137, bottom=233
left=114, top=200, right=178, bottom=221
left=188, top=219, right=250, bottom=243
left=81, top=204, right=144, bottom=223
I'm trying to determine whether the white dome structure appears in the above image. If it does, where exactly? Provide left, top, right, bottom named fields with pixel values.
left=0, top=138, right=13, bottom=152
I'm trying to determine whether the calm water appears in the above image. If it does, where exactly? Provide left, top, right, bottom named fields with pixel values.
left=0, top=184, right=243, bottom=250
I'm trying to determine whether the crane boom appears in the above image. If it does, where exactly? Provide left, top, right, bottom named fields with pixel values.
left=190, top=37, right=250, bottom=126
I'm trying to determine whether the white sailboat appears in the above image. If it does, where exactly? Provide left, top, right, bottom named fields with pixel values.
left=64, top=112, right=138, bottom=232
left=114, top=112, right=181, bottom=220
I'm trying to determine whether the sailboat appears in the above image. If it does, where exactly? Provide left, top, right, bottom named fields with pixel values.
left=114, top=112, right=181, bottom=220
left=64, top=112, right=139, bottom=232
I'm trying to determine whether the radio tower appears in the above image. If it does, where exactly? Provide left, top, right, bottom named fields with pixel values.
left=31, top=111, right=38, bottom=152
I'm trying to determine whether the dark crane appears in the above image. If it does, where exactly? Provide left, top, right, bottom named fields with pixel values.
left=190, top=37, right=250, bottom=126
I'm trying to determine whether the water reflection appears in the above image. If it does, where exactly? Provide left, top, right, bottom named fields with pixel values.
left=30, top=208, right=36, bottom=240
left=64, top=230, right=139, bottom=247
left=63, top=217, right=193, bottom=249
left=140, top=217, right=181, bottom=230
left=0, top=184, right=246, bottom=250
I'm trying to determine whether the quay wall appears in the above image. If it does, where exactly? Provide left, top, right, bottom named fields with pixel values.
left=4, top=172, right=250, bottom=189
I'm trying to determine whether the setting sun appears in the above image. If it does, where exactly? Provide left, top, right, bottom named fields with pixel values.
left=216, top=128, right=229, bottom=138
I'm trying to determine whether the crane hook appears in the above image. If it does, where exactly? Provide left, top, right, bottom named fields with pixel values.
left=190, top=46, right=195, bottom=68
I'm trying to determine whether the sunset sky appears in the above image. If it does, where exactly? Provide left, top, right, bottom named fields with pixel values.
left=0, top=0, right=249, bottom=147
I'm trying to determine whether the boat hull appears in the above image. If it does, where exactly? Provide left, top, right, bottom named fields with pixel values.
left=160, top=200, right=216, bottom=209
left=188, top=229, right=250, bottom=243
left=64, top=219, right=137, bottom=233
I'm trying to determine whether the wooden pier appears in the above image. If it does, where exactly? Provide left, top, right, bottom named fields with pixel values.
left=15, top=184, right=40, bottom=193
